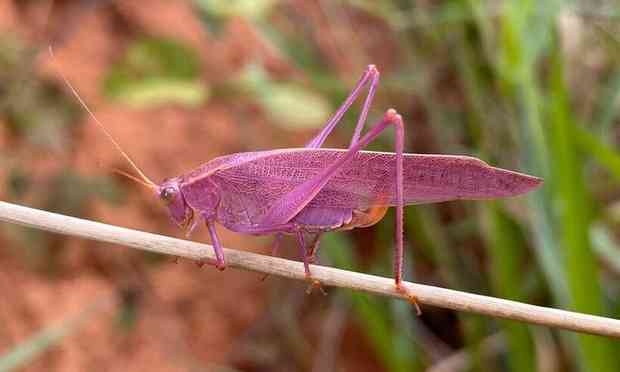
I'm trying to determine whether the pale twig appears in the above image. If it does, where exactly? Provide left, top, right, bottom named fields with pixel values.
left=1, top=200, right=620, bottom=338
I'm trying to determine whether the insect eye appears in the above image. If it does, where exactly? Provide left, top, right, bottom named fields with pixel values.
left=160, top=187, right=176, bottom=203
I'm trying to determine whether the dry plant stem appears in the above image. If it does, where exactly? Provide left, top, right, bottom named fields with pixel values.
left=1, top=201, right=619, bottom=339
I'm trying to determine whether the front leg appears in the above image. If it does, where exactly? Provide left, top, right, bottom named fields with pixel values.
left=206, top=219, right=226, bottom=270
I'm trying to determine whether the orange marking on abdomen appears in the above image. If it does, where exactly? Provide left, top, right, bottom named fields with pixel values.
left=337, top=204, right=389, bottom=231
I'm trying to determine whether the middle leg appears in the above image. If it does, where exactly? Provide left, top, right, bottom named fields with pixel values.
left=260, top=233, right=284, bottom=281
left=296, top=230, right=326, bottom=295
left=307, top=233, right=323, bottom=265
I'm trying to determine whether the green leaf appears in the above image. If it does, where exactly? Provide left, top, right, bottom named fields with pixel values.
left=233, top=64, right=332, bottom=129
left=103, top=37, right=207, bottom=107
left=258, top=83, right=331, bottom=129
left=107, top=78, right=208, bottom=108
left=194, top=0, right=277, bottom=20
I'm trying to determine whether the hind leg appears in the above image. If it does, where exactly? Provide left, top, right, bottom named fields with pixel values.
left=260, top=110, right=421, bottom=313
left=306, top=65, right=379, bottom=149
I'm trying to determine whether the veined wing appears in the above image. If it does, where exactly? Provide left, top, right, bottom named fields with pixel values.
left=207, top=148, right=541, bottom=212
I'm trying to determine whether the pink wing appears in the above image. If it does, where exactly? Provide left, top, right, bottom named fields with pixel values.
left=200, top=148, right=541, bottom=212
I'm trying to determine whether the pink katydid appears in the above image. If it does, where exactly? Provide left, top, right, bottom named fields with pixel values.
left=51, top=53, right=542, bottom=313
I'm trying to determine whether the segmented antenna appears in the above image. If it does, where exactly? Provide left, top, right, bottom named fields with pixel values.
left=48, top=46, right=157, bottom=190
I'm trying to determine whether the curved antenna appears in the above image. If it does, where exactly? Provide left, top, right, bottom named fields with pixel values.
left=48, top=46, right=157, bottom=190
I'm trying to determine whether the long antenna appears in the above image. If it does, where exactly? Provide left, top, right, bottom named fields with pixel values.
left=113, top=168, right=157, bottom=190
left=48, top=46, right=157, bottom=190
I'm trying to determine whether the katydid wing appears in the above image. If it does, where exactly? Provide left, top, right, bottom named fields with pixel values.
left=52, top=55, right=541, bottom=312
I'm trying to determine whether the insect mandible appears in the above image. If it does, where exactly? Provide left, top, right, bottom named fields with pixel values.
left=53, top=56, right=542, bottom=313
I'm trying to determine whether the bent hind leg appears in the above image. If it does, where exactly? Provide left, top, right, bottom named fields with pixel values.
left=306, top=65, right=379, bottom=149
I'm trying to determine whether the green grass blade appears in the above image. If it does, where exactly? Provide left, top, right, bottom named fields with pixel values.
left=0, top=299, right=109, bottom=372
left=590, top=223, right=620, bottom=274
left=497, top=0, right=571, bottom=308
left=485, top=202, right=536, bottom=372
left=573, top=124, right=620, bottom=183
left=547, top=40, right=617, bottom=372
left=323, top=232, right=421, bottom=372
left=592, top=69, right=620, bottom=137
left=451, top=9, right=537, bottom=367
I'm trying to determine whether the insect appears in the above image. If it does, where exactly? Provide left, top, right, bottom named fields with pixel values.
left=53, top=55, right=541, bottom=312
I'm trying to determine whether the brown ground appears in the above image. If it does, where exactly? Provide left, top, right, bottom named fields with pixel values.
left=0, top=1, right=391, bottom=371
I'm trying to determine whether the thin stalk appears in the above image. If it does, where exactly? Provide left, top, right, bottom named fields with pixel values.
left=0, top=201, right=619, bottom=338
